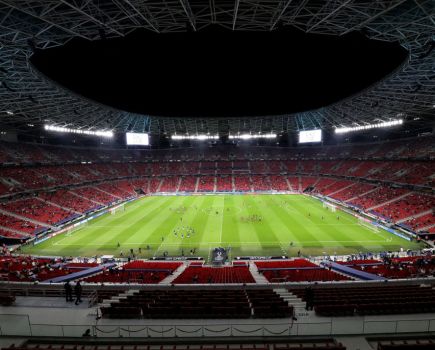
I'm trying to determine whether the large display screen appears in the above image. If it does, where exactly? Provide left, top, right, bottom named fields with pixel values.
left=298, top=129, right=322, bottom=143
left=126, top=133, right=149, bottom=146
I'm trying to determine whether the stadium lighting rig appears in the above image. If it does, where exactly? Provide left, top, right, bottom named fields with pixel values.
left=44, top=125, right=114, bottom=138
left=171, top=134, right=219, bottom=140
left=229, top=133, right=277, bottom=139
left=334, top=119, right=403, bottom=134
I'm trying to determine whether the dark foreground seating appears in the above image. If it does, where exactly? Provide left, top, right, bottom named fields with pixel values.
left=101, top=289, right=292, bottom=319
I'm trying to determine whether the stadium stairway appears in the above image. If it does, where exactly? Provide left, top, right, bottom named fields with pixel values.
left=396, top=209, right=433, bottom=224
left=36, top=197, right=81, bottom=215
left=367, top=192, right=412, bottom=211
left=344, top=186, right=379, bottom=203
left=69, top=190, right=105, bottom=206
left=93, top=186, right=122, bottom=200
left=249, top=262, right=268, bottom=283
left=273, top=288, right=306, bottom=314
left=159, top=262, right=189, bottom=284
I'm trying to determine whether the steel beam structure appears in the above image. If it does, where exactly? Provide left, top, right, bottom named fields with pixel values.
left=0, top=0, right=432, bottom=135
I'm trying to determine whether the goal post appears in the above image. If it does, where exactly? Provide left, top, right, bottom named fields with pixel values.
left=358, top=218, right=379, bottom=232
left=110, top=203, right=125, bottom=215
left=66, top=220, right=88, bottom=236
left=322, top=201, right=336, bottom=212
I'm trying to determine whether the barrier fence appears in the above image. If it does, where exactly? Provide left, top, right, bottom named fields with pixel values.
left=0, top=314, right=434, bottom=338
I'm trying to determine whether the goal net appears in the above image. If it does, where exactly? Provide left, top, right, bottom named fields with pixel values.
left=110, top=203, right=125, bottom=215
left=322, top=201, right=336, bottom=212
left=358, top=218, right=379, bottom=232
left=66, top=220, right=88, bottom=236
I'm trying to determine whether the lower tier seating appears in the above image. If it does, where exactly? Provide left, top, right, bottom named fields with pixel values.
left=173, top=265, right=256, bottom=284
left=255, top=260, right=350, bottom=282
left=290, top=284, right=435, bottom=317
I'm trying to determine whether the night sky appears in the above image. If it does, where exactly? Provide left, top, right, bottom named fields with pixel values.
left=31, top=26, right=407, bottom=118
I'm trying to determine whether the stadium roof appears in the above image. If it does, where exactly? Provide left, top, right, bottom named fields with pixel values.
left=0, top=0, right=433, bottom=135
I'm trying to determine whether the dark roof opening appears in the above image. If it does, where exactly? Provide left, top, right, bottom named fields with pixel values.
left=31, top=26, right=407, bottom=118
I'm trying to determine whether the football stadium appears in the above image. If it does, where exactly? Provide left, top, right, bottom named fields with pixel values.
left=0, top=2, right=434, bottom=350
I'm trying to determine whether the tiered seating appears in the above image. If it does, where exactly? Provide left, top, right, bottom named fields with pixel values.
left=351, top=255, right=435, bottom=279
left=102, top=289, right=252, bottom=319
left=251, top=175, right=270, bottom=191
left=158, top=176, right=179, bottom=192
left=352, top=187, right=409, bottom=210
left=216, top=175, right=233, bottom=192
left=0, top=228, right=27, bottom=239
left=234, top=176, right=251, bottom=192
left=397, top=162, right=435, bottom=186
left=34, top=165, right=78, bottom=186
left=246, top=289, right=293, bottom=318
left=85, top=261, right=182, bottom=284
left=63, top=164, right=101, bottom=181
left=255, top=259, right=350, bottom=282
left=287, top=176, right=300, bottom=191
left=197, top=176, right=215, bottom=192
left=334, top=182, right=376, bottom=202
left=0, top=256, right=59, bottom=282
left=291, top=285, right=435, bottom=316
left=96, top=182, right=134, bottom=199
left=250, top=161, right=268, bottom=173
left=402, top=212, right=435, bottom=232
left=374, top=193, right=434, bottom=222
left=149, top=178, right=161, bottom=192
left=1, top=198, right=75, bottom=226
left=321, top=180, right=354, bottom=196
left=0, top=167, right=48, bottom=190
left=269, top=175, right=289, bottom=191
left=72, top=187, right=117, bottom=206
left=300, top=177, right=317, bottom=191
left=313, top=178, right=336, bottom=193
left=101, top=289, right=290, bottom=319
left=173, top=265, right=256, bottom=284
left=178, top=176, right=197, bottom=192
left=0, top=213, right=46, bottom=234
left=268, top=160, right=282, bottom=173
left=40, top=190, right=99, bottom=214
left=200, top=161, right=215, bottom=174
left=346, top=161, right=379, bottom=178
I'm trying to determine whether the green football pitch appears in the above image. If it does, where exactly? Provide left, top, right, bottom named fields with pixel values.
left=22, top=194, right=422, bottom=260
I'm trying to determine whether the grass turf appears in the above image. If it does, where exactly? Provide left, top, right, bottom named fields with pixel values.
left=22, top=194, right=422, bottom=260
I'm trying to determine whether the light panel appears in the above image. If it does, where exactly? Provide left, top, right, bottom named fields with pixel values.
left=171, top=134, right=219, bottom=140
left=335, top=119, right=403, bottom=134
left=229, top=133, right=276, bottom=139
left=44, top=125, right=113, bottom=138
